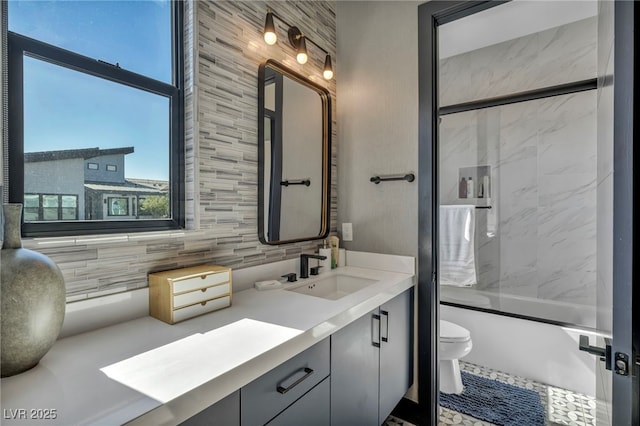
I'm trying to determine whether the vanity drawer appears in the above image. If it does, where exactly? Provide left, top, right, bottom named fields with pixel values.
left=173, top=271, right=230, bottom=294
left=149, top=265, right=232, bottom=324
left=241, top=338, right=330, bottom=426
left=173, top=283, right=231, bottom=308
left=265, top=377, right=330, bottom=426
left=173, top=296, right=231, bottom=323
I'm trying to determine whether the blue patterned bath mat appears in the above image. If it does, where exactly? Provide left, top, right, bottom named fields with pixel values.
left=439, top=372, right=545, bottom=426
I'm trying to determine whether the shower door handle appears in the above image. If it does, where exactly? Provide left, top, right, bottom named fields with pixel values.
left=579, top=335, right=612, bottom=370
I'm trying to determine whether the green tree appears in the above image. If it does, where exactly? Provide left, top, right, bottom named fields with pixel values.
left=140, top=195, right=169, bottom=218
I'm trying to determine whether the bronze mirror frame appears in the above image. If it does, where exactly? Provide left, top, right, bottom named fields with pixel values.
left=257, top=59, right=332, bottom=245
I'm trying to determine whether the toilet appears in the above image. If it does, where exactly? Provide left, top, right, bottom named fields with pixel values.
left=439, top=320, right=472, bottom=394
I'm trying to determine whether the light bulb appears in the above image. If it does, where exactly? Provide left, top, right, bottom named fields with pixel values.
left=264, top=31, right=277, bottom=45
left=297, top=52, right=308, bottom=64
left=323, top=69, right=333, bottom=80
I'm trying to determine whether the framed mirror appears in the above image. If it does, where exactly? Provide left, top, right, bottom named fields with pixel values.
left=258, top=60, right=331, bottom=245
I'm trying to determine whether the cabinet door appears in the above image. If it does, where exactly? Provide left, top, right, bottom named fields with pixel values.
left=379, top=288, right=414, bottom=422
left=266, top=377, right=330, bottom=426
left=179, top=390, right=240, bottom=426
left=330, top=308, right=380, bottom=426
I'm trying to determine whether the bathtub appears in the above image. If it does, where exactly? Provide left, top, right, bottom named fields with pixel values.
left=440, top=285, right=597, bottom=328
left=440, top=286, right=604, bottom=395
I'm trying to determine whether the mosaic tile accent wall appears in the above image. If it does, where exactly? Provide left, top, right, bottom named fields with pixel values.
left=17, top=0, right=337, bottom=301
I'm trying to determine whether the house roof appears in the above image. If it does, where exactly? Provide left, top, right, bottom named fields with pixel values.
left=84, top=183, right=165, bottom=194
left=127, top=178, right=170, bottom=191
left=25, top=147, right=135, bottom=163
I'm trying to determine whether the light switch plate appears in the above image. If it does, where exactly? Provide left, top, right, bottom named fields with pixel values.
left=342, top=223, right=353, bottom=241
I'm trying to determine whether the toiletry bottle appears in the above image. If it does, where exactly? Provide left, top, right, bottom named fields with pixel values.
left=459, top=177, right=467, bottom=198
left=478, top=181, right=484, bottom=198
left=467, top=177, right=474, bottom=199
left=327, top=235, right=340, bottom=269
left=483, top=175, right=490, bottom=198
left=318, top=240, right=332, bottom=274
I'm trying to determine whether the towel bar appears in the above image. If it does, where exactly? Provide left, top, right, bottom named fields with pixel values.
left=370, top=173, right=415, bottom=184
left=281, top=179, right=311, bottom=187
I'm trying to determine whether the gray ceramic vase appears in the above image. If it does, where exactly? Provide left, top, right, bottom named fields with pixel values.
left=1, top=203, right=66, bottom=377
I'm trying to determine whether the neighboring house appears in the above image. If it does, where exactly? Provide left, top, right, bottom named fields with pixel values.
left=24, top=147, right=168, bottom=221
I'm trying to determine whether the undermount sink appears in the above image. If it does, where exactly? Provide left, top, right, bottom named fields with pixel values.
left=286, top=274, right=377, bottom=300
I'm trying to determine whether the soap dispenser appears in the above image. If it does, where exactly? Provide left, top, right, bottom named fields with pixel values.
left=319, top=240, right=332, bottom=274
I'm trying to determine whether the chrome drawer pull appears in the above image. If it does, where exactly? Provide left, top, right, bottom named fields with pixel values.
left=276, top=367, right=314, bottom=394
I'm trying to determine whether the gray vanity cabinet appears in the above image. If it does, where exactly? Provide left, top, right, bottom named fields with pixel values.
left=331, top=288, right=414, bottom=426
left=241, top=338, right=330, bottom=426
left=179, top=391, right=240, bottom=426
left=378, top=288, right=414, bottom=421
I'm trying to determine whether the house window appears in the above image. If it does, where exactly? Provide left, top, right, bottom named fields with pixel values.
left=7, top=1, right=184, bottom=236
left=24, top=194, right=79, bottom=221
left=107, top=197, right=129, bottom=217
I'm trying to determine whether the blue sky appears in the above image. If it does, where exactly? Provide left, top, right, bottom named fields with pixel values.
left=9, top=0, right=172, bottom=181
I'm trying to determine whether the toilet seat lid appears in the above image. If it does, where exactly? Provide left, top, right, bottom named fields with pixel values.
left=440, top=320, right=470, bottom=342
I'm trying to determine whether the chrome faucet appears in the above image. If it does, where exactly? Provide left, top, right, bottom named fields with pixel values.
left=300, top=253, right=327, bottom=279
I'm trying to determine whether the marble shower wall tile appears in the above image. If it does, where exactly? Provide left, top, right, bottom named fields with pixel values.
left=440, top=16, right=597, bottom=106
left=439, top=16, right=597, bottom=313
left=21, top=1, right=338, bottom=300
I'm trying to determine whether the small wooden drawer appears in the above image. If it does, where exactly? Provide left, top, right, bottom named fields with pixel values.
left=173, top=271, right=230, bottom=294
left=173, top=296, right=231, bottom=323
left=173, top=283, right=231, bottom=309
left=149, top=265, right=232, bottom=324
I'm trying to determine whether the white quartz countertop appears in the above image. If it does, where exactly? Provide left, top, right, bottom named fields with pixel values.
left=0, top=261, right=414, bottom=426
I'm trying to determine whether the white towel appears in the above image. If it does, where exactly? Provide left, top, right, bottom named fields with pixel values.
left=439, top=205, right=477, bottom=286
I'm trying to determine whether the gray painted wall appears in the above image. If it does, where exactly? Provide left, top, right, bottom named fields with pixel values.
left=336, top=1, right=419, bottom=258
left=84, top=154, right=127, bottom=184
left=24, top=157, right=86, bottom=220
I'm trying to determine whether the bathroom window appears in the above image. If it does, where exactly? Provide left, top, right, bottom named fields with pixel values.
left=6, top=0, right=184, bottom=236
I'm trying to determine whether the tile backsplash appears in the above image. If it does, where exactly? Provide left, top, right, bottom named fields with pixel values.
left=8, top=1, right=337, bottom=301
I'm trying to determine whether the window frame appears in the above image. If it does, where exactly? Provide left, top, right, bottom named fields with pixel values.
left=7, top=1, right=184, bottom=237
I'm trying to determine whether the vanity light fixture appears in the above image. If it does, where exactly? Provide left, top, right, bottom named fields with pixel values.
left=288, top=27, right=308, bottom=65
left=262, top=10, right=334, bottom=80
left=263, top=11, right=277, bottom=45
left=323, top=54, right=333, bottom=80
